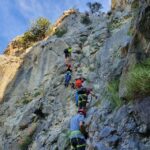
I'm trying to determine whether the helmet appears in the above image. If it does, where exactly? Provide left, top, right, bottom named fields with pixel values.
left=78, top=109, right=86, bottom=116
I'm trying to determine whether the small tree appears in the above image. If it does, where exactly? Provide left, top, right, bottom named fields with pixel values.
left=13, top=17, right=51, bottom=50
left=30, top=17, right=51, bottom=40
left=87, top=2, right=102, bottom=14
left=54, top=27, right=67, bottom=37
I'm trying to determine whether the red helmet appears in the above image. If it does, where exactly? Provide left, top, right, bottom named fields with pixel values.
left=78, top=109, right=86, bottom=116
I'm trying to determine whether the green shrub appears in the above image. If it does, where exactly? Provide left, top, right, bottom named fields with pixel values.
left=131, top=1, right=139, bottom=9
left=107, top=80, right=122, bottom=108
left=15, top=17, right=51, bottom=49
left=54, top=27, right=67, bottom=37
left=80, top=15, right=91, bottom=25
left=17, top=92, right=33, bottom=105
left=126, top=58, right=150, bottom=100
left=30, top=17, right=51, bottom=40
left=34, top=92, right=41, bottom=97
left=17, top=31, right=36, bottom=49
left=108, top=19, right=122, bottom=31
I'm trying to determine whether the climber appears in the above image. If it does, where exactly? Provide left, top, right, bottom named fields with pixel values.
left=76, top=87, right=97, bottom=109
left=70, top=109, right=88, bottom=150
left=74, top=77, right=86, bottom=107
left=64, top=47, right=72, bottom=64
left=77, top=87, right=88, bottom=109
left=64, top=48, right=70, bottom=59
left=74, top=77, right=84, bottom=106
left=64, top=71, right=72, bottom=87
left=74, top=87, right=86, bottom=108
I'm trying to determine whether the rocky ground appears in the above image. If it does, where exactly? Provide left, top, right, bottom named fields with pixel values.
left=0, top=0, right=150, bottom=150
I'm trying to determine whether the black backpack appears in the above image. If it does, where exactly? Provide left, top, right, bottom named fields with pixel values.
left=64, top=49, right=68, bottom=53
left=77, top=87, right=87, bottom=94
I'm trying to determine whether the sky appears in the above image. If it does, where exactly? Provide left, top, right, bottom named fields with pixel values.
left=0, top=0, right=111, bottom=54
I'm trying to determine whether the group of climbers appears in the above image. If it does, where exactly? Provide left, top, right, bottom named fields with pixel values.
left=63, top=47, right=97, bottom=150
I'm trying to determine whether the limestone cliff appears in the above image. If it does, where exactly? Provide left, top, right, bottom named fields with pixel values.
left=0, top=55, right=22, bottom=102
left=0, top=0, right=150, bottom=150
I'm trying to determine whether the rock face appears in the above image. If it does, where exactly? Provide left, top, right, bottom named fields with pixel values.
left=0, top=0, right=150, bottom=150
left=0, top=55, right=22, bottom=102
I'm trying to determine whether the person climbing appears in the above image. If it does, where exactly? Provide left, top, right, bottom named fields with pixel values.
left=76, top=87, right=97, bottom=109
left=70, top=109, right=88, bottom=150
left=74, top=77, right=86, bottom=107
left=64, top=48, right=70, bottom=59
left=64, top=71, right=72, bottom=87
left=77, top=87, right=88, bottom=109
left=64, top=47, right=72, bottom=64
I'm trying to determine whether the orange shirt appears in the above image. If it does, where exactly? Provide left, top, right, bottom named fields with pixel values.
left=75, top=79, right=83, bottom=88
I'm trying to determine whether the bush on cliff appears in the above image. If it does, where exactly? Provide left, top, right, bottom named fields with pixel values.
left=54, top=27, right=67, bottom=37
left=16, top=17, right=51, bottom=49
left=126, top=58, right=150, bottom=100
left=30, top=17, right=50, bottom=40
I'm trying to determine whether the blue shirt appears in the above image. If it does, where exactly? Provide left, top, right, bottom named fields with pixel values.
left=70, top=114, right=85, bottom=139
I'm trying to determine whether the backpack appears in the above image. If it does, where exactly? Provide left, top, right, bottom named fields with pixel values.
left=77, top=87, right=87, bottom=94
left=64, top=49, right=68, bottom=53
